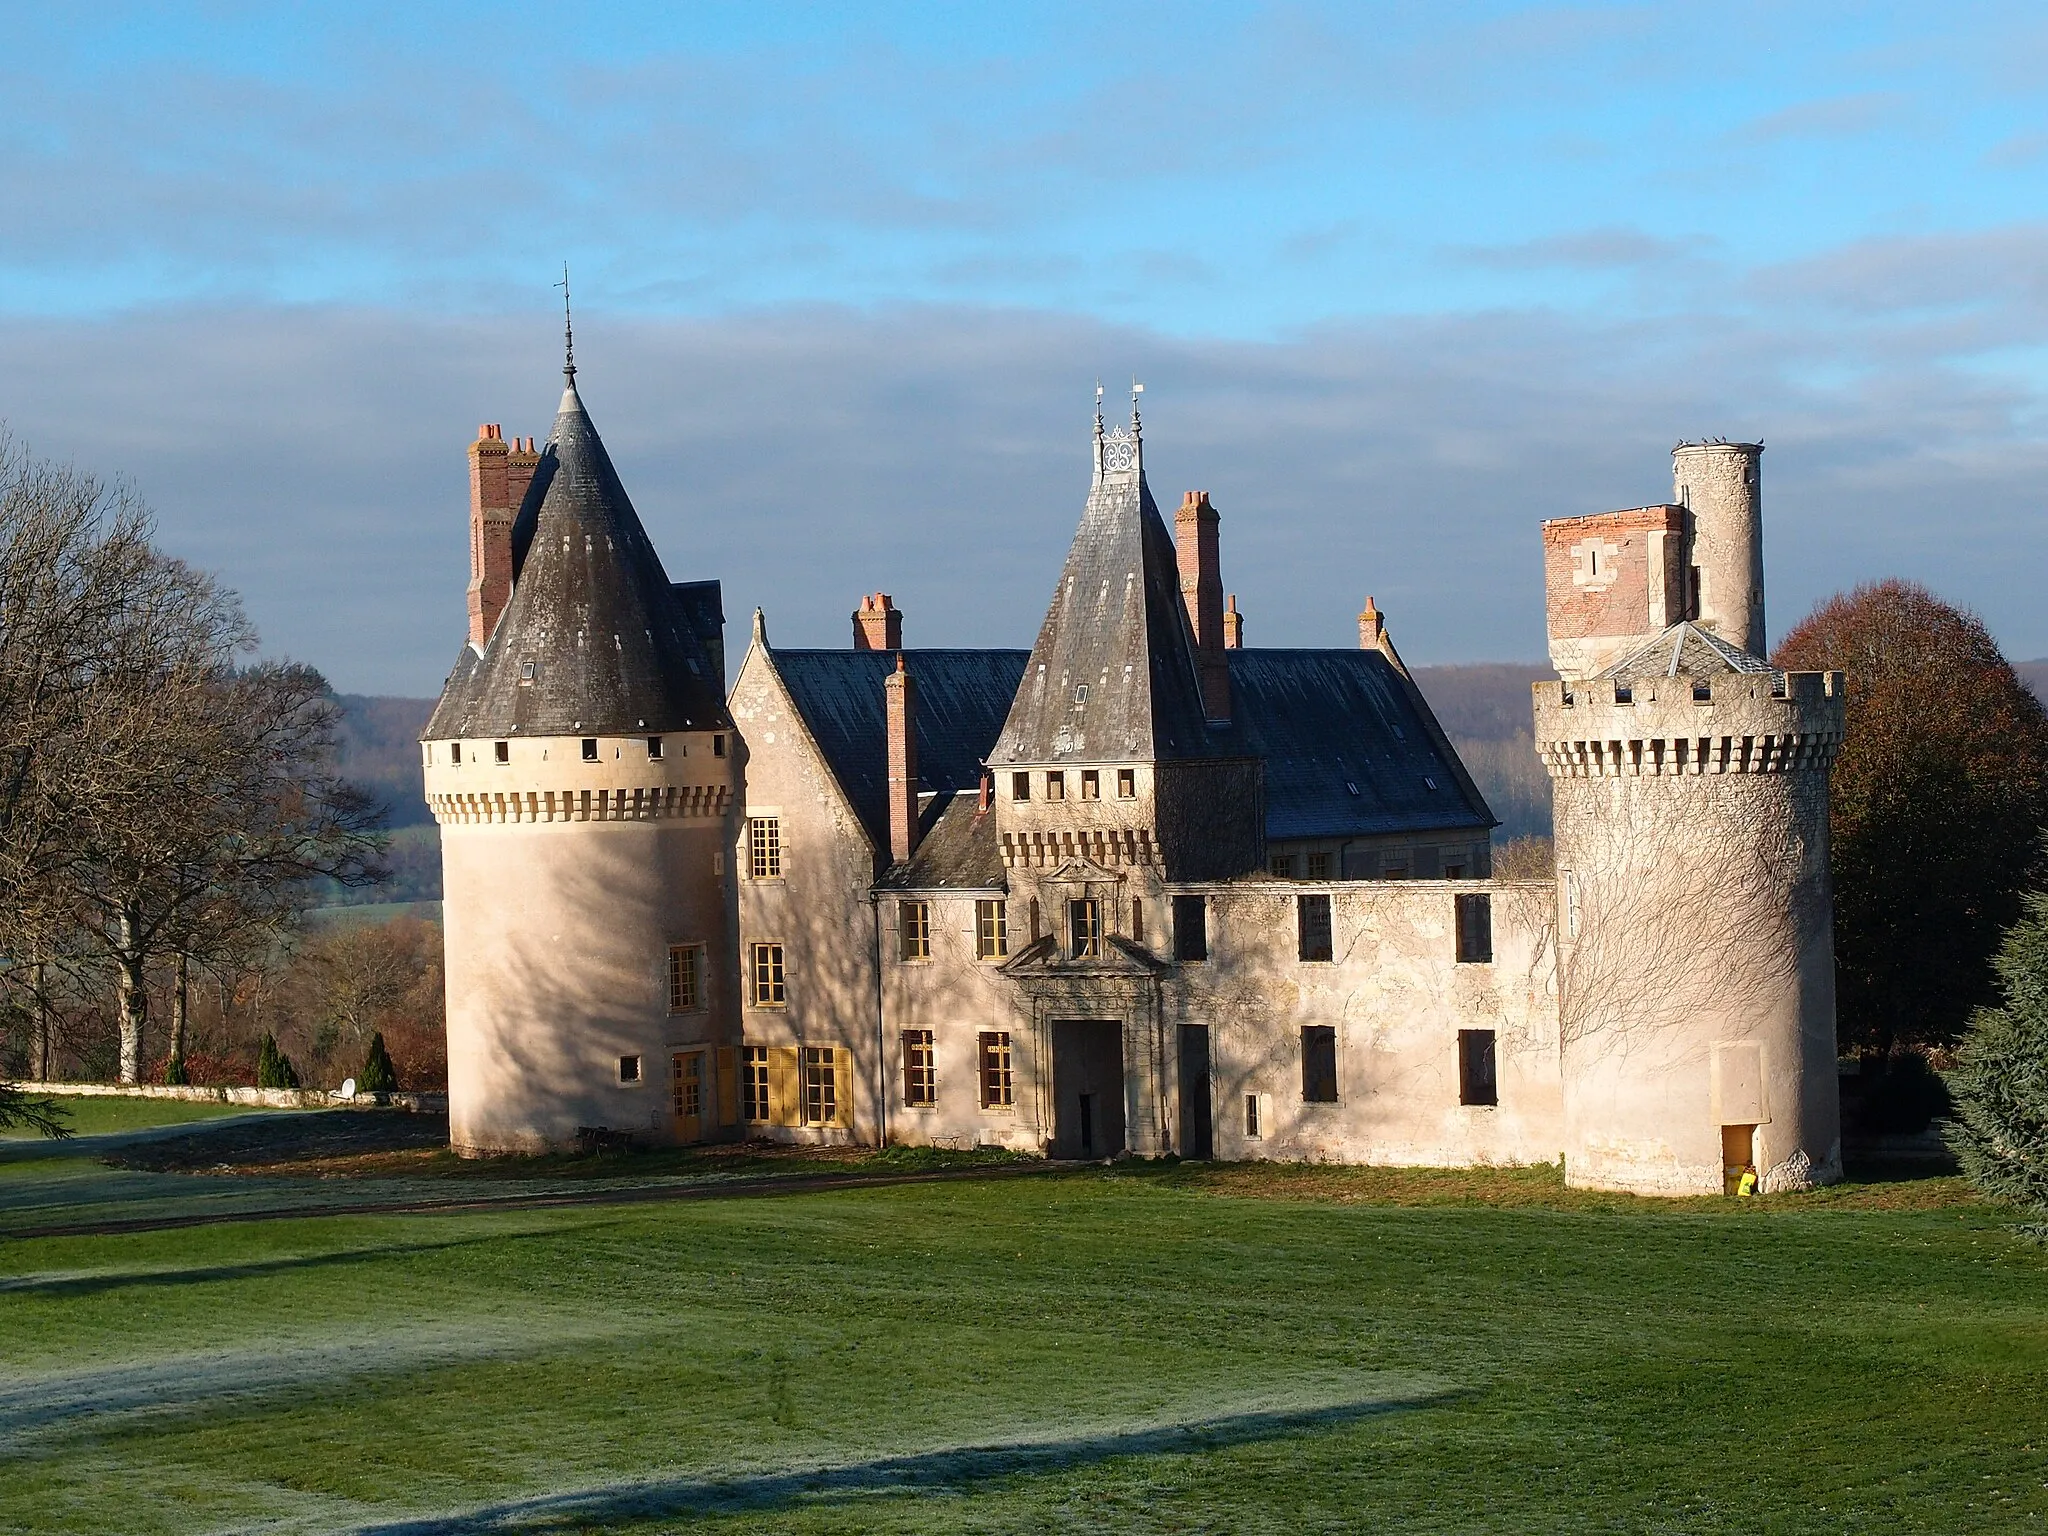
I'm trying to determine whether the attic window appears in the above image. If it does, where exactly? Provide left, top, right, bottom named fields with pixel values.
left=1011, top=772, right=1030, bottom=801
left=647, top=737, right=663, bottom=760
left=1117, top=769, right=1136, bottom=799
left=713, top=734, right=727, bottom=758
left=582, top=738, right=599, bottom=762
left=450, top=743, right=462, bottom=764
left=1081, top=770, right=1100, bottom=800
left=1693, top=682, right=1713, bottom=702
left=1423, top=777, right=1438, bottom=791
left=494, top=741, right=509, bottom=764
left=1345, top=781, right=1360, bottom=796
left=1046, top=771, right=1066, bottom=801
left=1074, top=684, right=1089, bottom=703
left=520, top=662, right=538, bottom=683
left=1614, top=685, right=1634, bottom=704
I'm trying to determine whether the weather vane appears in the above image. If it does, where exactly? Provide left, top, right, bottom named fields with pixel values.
left=556, top=263, right=574, bottom=379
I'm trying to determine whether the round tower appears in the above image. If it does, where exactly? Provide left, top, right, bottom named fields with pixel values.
left=1534, top=640, right=1846, bottom=1195
left=1672, top=441, right=1765, bottom=657
left=423, top=362, right=738, bottom=1155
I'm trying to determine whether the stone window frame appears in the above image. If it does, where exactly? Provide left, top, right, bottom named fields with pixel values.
left=617, top=1054, right=644, bottom=1085
left=1455, top=893, right=1494, bottom=965
left=748, top=817, right=783, bottom=880
left=1296, top=893, right=1334, bottom=964
left=1080, top=769, right=1100, bottom=800
left=975, top=899, right=1008, bottom=961
left=1116, top=768, right=1136, bottom=799
left=1300, top=1025, right=1339, bottom=1103
left=902, top=1029, right=937, bottom=1109
left=801, top=1045, right=838, bottom=1126
left=898, top=901, right=932, bottom=962
left=748, top=942, right=787, bottom=1008
left=1067, top=898, right=1103, bottom=959
left=666, top=943, right=705, bottom=1013
left=978, top=1031, right=1015, bottom=1110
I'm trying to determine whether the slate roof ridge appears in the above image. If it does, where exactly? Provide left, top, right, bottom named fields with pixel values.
left=1601, top=621, right=1777, bottom=682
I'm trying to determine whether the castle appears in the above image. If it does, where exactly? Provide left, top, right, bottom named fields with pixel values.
left=422, top=352, right=1846, bottom=1197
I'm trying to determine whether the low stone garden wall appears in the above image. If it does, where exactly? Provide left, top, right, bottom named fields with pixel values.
left=13, top=1081, right=446, bottom=1114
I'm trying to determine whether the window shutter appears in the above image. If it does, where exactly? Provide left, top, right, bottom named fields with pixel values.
left=831, top=1048, right=854, bottom=1128
left=716, top=1046, right=739, bottom=1126
left=768, top=1046, right=800, bottom=1126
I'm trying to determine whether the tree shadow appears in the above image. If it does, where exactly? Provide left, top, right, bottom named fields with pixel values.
left=0, top=1231, right=515, bottom=1300
left=350, top=1386, right=1463, bottom=1534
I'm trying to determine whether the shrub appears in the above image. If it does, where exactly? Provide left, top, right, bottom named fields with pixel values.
left=1945, top=875, right=2048, bottom=1218
left=162, top=1052, right=189, bottom=1086
left=255, top=1032, right=301, bottom=1091
left=358, top=1031, right=398, bottom=1094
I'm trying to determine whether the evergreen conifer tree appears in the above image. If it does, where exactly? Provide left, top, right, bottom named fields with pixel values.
left=255, top=1031, right=301, bottom=1091
left=358, top=1031, right=398, bottom=1094
left=1946, top=873, right=2048, bottom=1220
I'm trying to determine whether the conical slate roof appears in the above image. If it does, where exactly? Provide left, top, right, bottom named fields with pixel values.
left=424, top=371, right=731, bottom=740
left=993, top=405, right=1221, bottom=765
left=1601, top=621, right=1776, bottom=683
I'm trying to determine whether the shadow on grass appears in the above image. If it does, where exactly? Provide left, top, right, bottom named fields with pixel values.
left=0, top=1232, right=511, bottom=1301
left=351, top=1387, right=1461, bottom=1534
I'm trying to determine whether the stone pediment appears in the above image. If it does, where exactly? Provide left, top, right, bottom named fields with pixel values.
left=1042, top=856, right=1126, bottom=886
left=999, top=932, right=1168, bottom=980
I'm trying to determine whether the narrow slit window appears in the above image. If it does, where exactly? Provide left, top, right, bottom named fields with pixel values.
left=749, top=943, right=786, bottom=1007
left=1244, top=1093, right=1263, bottom=1139
left=1173, top=895, right=1208, bottom=962
left=749, top=818, right=782, bottom=879
left=1459, top=1029, right=1499, bottom=1107
left=1297, top=893, right=1333, bottom=963
left=1456, top=893, right=1494, bottom=964
left=976, top=899, right=1008, bottom=961
left=899, top=900, right=931, bottom=961
left=902, top=1030, right=936, bottom=1108
left=978, top=1031, right=1014, bottom=1109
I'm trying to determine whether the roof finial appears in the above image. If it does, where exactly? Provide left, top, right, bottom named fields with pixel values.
left=556, top=263, right=575, bottom=382
left=1131, top=378, right=1144, bottom=434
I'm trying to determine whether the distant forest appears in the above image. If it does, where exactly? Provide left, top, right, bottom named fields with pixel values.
left=334, top=658, right=2048, bottom=905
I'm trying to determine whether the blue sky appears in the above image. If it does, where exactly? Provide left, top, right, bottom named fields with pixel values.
left=2, top=2, right=2045, bottom=690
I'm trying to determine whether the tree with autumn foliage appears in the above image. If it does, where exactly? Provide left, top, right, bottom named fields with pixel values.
left=1774, top=580, right=2048, bottom=1062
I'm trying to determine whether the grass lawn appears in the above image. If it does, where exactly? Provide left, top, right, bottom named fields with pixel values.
left=0, top=1094, right=272, bottom=1139
left=1, top=1124, right=2044, bottom=1534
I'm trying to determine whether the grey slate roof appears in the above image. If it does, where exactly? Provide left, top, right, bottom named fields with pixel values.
left=770, top=648, right=1030, bottom=851
left=423, top=373, right=731, bottom=740
left=1602, top=621, right=1775, bottom=683
left=1228, top=650, right=1495, bottom=840
left=877, top=791, right=1007, bottom=891
left=993, top=411, right=1221, bottom=765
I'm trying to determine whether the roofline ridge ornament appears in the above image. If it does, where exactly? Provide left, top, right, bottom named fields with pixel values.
left=556, top=262, right=575, bottom=383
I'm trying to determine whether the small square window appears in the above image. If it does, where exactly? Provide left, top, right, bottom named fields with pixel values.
left=1080, top=770, right=1100, bottom=800
left=976, top=899, right=1008, bottom=960
left=1173, top=895, right=1208, bottom=963
left=899, top=900, right=931, bottom=961
left=1270, top=854, right=1295, bottom=879
left=494, top=740, right=510, bottom=764
left=1011, top=771, right=1031, bottom=801
left=1297, top=894, right=1333, bottom=963
left=1306, top=851, right=1330, bottom=880
left=648, top=736, right=663, bottom=760
left=979, top=1031, right=1014, bottom=1109
left=582, top=738, right=599, bottom=762
left=903, top=1029, right=936, bottom=1109
left=618, top=1054, right=643, bottom=1084
left=749, top=943, right=786, bottom=1007
left=1046, top=771, right=1065, bottom=801
left=1456, top=893, right=1494, bottom=964
left=1116, top=768, right=1136, bottom=799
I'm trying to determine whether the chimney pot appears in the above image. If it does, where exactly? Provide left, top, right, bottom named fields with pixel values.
left=854, top=592, right=903, bottom=651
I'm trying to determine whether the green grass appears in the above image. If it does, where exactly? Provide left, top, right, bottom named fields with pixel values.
left=0, top=1094, right=269, bottom=1139
left=1, top=1134, right=2044, bottom=1535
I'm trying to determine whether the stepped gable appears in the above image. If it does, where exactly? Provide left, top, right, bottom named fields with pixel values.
left=771, top=648, right=1029, bottom=850
left=1227, top=650, right=1496, bottom=840
left=995, top=402, right=1225, bottom=766
left=1601, top=621, right=1776, bottom=683
left=425, top=371, right=730, bottom=740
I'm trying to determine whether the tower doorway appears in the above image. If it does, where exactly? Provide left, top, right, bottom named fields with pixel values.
left=1050, top=1020, right=1125, bottom=1159
left=1721, top=1123, right=1757, bottom=1194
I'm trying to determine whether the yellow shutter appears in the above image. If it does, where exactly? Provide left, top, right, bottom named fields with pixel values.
left=716, top=1046, right=738, bottom=1126
left=831, top=1047, right=854, bottom=1128
left=769, top=1046, right=800, bottom=1127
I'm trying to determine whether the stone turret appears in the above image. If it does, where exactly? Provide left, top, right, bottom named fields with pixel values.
left=423, top=357, right=738, bottom=1155
left=1673, top=441, right=1765, bottom=657
left=1533, top=623, right=1845, bottom=1195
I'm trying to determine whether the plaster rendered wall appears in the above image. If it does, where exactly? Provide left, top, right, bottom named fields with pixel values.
left=427, top=730, right=738, bottom=1154
left=728, top=648, right=884, bottom=1144
left=1537, top=672, right=1844, bottom=1194
left=1180, top=880, right=1562, bottom=1166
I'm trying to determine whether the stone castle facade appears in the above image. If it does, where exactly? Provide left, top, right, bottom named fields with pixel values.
left=422, top=357, right=1846, bottom=1197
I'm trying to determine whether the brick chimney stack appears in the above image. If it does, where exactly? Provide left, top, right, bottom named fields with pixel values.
left=1222, top=594, right=1244, bottom=649
left=884, top=653, right=920, bottom=864
left=854, top=592, right=903, bottom=652
left=506, top=434, right=540, bottom=521
left=467, top=424, right=517, bottom=651
left=1358, top=595, right=1384, bottom=650
left=1175, top=490, right=1230, bottom=723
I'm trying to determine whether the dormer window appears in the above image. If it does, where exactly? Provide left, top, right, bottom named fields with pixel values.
left=519, top=661, right=539, bottom=683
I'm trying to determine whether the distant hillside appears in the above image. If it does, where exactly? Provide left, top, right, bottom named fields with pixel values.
left=2020, top=660, right=2048, bottom=706
left=1409, top=664, right=1553, bottom=843
left=333, top=694, right=439, bottom=904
